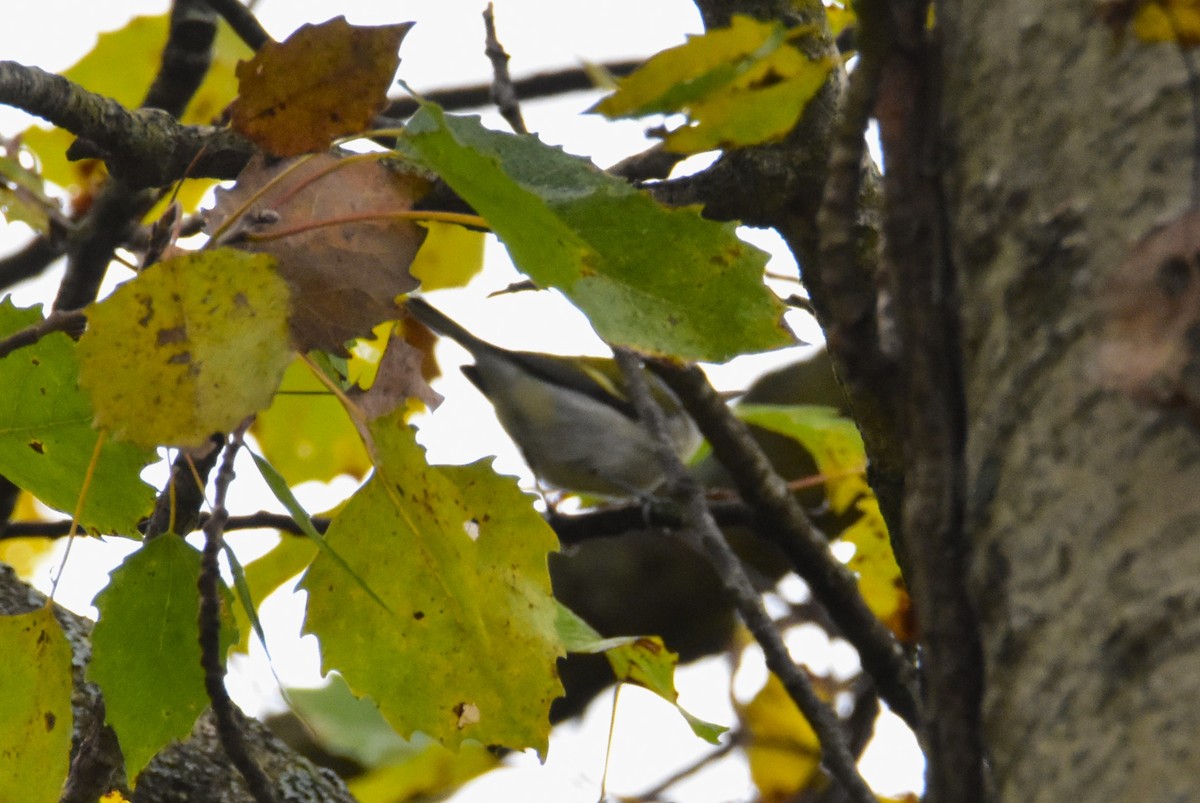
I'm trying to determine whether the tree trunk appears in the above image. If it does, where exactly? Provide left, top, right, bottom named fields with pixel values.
left=942, top=1, right=1200, bottom=799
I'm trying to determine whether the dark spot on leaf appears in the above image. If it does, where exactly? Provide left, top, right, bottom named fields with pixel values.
left=329, top=111, right=341, bottom=123
left=29, top=357, right=39, bottom=366
left=413, top=610, right=425, bottom=620
left=28, top=439, right=44, bottom=454
left=44, top=712, right=56, bottom=731
left=748, top=68, right=785, bottom=90
left=633, top=637, right=663, bottom=654
left=138, top=297, right=154, bottom=326
left=233, top=292, right=250, bottom=309
left=1158, top=255, right=1192, bottom=296
left=168, top=351, right=192, bottom=365
left=157, top=326, right=187, bottom=346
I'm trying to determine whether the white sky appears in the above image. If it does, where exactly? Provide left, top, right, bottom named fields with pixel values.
left=0, top=2, right=922, bottom=800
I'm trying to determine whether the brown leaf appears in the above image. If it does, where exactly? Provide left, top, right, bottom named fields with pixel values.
left=352, top=329, right=443, bottom=421
left=1099, top=210, right=1200, bottom=413
left=232, top=17, right=413, bottom=156
left=208, top=152, right=428, bottom=353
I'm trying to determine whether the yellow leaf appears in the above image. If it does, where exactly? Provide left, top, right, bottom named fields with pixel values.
left=410, top=222, right=487, bottom=291
left=0, top=606, right=73, bottom=803
left=837, top=496, right=914, bottom=643
left=252, top=358, right=372, bottom=486
left=77, top=249, right=293, bottom=448
left=592, top=15, right=834, bottom=153
left=1132, top=0, right=1200, bottom=45
left=0, top=492, right=56, bottom=578
left=734, top=405, right=869, bottom=514
left=740, top=673, right=823, bottom=802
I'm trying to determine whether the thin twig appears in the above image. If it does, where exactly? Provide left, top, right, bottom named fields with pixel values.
left=144, top=436, right=224, bottom=539
left=614, top=348, right=876, bottom=803
left=382, top=59, right=644, bottom=119
left=198, top=429, right=278, bottom=803
left=635, top=731, right=743, bottom=800
left=0, top=233, right=64, bottom=293
left=482, top=4, right=528, bottom=135
left=0, top=309, right=86, bottom=360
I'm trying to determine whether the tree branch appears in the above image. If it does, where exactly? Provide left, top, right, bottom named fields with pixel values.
left=614, top=348, right=877, bottom=803
left=201, top=0, right=272, bottom=52
left=874, top=0, right=983, bottom=799
left=198, top=433, right=277, bottom=803
left=482, top=4, right=528, bottom=136
left=141, top=0, right=220, bottom=118
left=0, top=309, right=86, bottom=360
left=649, top=360, right=920, bottom=731
left=383, top=59, right=644, bottom=119
left=0, top=61, right=255, bottom=189
left=144, top=436, right=225, bottom=539
left=0, top=232, right=64, bottom=292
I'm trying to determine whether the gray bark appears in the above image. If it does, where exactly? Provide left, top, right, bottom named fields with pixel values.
left=942, top=1, right=1200, bottom=799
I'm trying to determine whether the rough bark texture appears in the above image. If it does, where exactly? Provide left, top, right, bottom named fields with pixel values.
left=941, top=1, right=1200, bottom=800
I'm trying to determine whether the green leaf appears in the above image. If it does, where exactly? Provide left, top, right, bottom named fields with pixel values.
left=0, top=606, right=73, bottom=803
left=399, top=105, right=792, bottom=363
left=594, top=16, right=791, bottom=116
left=592, top=15, right=835, bottom=153
left=301, top=416, right=563, bottom=755
left=283, top=677, right=498, bottom=800
left=22, top=13, right=252, bottom=202
left=734, top=404, right=913, bottom=641
left=249, top=451, right=391, bottom=614
left=554, top=602, right=728, bottom=744
left=252, top=358, right=371, bottom=486
left=77, top=249, right=294, bottom=449
left=734, top=404, right=868, bottom=513
left=230, top=536, right=318, bottom=655
left=0, top=299, right=156, bottom=534
left=88, top=535, right=237, bottom=779
left=0, top=147, right=59, bottom=233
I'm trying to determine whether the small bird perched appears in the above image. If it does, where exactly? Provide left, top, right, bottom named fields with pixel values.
left=405, top=296, right=702, bottom=497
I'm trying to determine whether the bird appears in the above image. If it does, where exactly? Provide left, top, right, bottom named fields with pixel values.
left=405, top=296, right=702, bottom=497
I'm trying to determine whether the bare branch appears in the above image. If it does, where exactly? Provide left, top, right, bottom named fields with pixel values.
left=614, top=348, right=877, bottom=803
left=482, top=4, right=528, bottom=135
left=0, top=61, right=255, bottom=189
left=0, top=309, right=86, bottom=360
left=383, top=59, right=644, bottom=119
left=202, top=0, right=272, bottom=52
left=0, top=233, right=64, bottom=293
left=198, top=432, right=278, bottom=803
left=649, top=360, right=920, bottom=731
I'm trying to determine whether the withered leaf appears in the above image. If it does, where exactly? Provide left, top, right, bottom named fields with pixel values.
left=232, top=17, right=413, bottom=156
left=208, top=152, right=429, bottom=353
left=351, top=328, right=443, bottom=421
left=1099, top=209, right=1200, bottom=412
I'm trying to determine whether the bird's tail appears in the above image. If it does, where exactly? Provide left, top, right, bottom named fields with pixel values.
left=405, top=296, right=494, bottom=354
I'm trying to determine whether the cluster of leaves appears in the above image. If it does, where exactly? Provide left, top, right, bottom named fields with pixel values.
left=0, top=6, right=910, bottom=802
